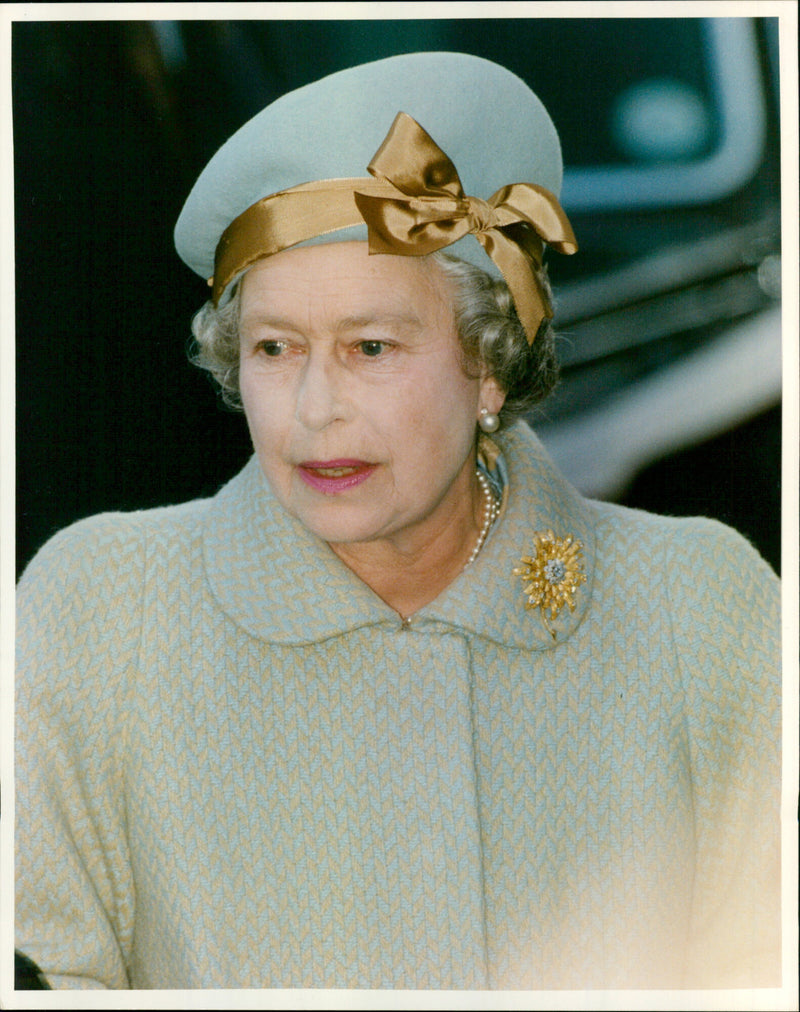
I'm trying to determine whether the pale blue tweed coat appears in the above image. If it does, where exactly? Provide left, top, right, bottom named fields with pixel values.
left=15, top=422, right=781, bottom=990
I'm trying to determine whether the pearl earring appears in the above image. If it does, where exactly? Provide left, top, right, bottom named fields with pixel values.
left=478, top=408, right=500, bottom=433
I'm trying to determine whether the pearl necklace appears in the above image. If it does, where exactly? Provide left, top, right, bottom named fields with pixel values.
left=464, top=469, right=500, bottom=568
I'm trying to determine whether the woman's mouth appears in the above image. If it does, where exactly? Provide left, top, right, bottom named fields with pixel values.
left=298, top=459, right=377, bottom=494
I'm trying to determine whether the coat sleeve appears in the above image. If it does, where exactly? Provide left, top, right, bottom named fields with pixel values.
left=15, top=516, right=145, bottom=989
left=665, top=517, right=783, bottom=988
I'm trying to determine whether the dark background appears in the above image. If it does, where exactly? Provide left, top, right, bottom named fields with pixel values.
left=13, top=17, right=783, bottom=576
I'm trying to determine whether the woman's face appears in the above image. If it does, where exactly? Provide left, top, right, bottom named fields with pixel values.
left=238, top=242, right=504, bottom=550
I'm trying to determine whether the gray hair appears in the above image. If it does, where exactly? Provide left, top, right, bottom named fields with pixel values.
left=189, top=251, right=559, bottom=428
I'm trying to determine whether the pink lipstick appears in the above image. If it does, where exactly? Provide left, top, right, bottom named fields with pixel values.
left=298, top=459, right=376, bottom=494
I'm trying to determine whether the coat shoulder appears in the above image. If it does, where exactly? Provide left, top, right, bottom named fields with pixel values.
left=18, top=495, right=213, bottom=592
left=588, top=497, right=778, bottom=583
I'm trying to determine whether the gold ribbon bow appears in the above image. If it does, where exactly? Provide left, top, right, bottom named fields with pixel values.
left=354, top=113, right=577, bottom=343
left=212, top=112, right=577, bottom=344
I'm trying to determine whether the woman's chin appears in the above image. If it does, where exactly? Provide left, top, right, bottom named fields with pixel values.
left=287, top=502, right=391, bottom=547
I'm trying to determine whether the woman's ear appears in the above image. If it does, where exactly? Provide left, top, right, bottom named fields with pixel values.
left=478, top=375, right=506, bottom=417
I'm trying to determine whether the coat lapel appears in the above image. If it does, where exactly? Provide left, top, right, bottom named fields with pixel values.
left=422, top=423, right=595, bottom=650
left=202, top=457, right=396, bottom=643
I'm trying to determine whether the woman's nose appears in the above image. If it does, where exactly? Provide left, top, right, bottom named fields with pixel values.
left=293, top=351, right=349, bottom=431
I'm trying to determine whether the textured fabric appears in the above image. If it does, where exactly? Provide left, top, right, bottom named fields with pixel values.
left=15, top=422, right=781, bottom=990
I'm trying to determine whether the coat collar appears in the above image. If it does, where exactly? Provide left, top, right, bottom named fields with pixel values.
left=203, top=422, right=595, bottom=650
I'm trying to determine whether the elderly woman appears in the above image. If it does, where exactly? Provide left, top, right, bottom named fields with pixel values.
left=15, top=53, right=780, bottom=992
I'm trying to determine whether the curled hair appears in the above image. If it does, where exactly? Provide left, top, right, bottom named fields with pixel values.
left=191, top=288, right=243, bottom=410
left=429, top=251, right=559, bottom=427
left=190, top=250, right=559, bottom=426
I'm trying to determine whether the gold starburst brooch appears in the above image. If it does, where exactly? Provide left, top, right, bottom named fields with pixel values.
left=513, top=529, right=587, bottom=638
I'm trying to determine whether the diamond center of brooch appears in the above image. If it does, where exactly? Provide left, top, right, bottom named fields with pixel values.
left=544, top=558, right=566, bottom=584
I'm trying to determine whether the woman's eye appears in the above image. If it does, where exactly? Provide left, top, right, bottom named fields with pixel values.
left=358, top=340, right=386, bottom=357
left=258, top=340, right=285, bottom=357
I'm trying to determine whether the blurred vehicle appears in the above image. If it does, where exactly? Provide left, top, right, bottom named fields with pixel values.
left=531, top=17, right=782, bottom=514
left=13, top=15, right=783, bottom=574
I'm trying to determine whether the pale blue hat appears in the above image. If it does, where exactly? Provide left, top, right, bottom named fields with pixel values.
left=175, top=51, right=565, bottom=296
